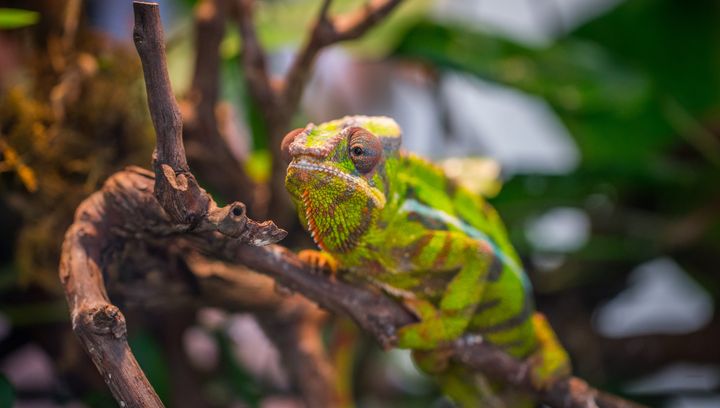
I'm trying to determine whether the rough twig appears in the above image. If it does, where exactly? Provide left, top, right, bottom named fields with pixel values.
left=134, top=2, right=208, bottom=226
left=59, top=3, right=646, bottom=408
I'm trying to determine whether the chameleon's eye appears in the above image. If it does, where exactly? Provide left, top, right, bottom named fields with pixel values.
left=281, top=127, right=304, bottom=164
left=347, top=127, right=382, bottom=174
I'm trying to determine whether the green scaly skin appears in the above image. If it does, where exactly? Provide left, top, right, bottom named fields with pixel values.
left=284, top=116, right=570, bottom=405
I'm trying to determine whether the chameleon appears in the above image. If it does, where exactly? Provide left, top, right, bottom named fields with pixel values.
left=282, top=115, right=571, bottom=406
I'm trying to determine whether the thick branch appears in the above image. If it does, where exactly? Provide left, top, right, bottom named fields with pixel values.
left=133, top=3, right=185, bottom=171
left=59, top=194, right=164, bottom=408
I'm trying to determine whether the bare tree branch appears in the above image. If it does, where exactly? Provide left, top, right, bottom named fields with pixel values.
left=59, top=192, right=165, bottom=408
left=134, top=2, right=208, bottom=226
left=333, top=0, right=405, bottom=41
left=256, top=305, right=343, bottom=407
left=233, top=0, right=294, bottom=223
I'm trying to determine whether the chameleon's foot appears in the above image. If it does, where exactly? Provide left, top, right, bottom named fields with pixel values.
left=298, top=249, right=339, bottom=280
left=527, top=313, right=571, bottom=389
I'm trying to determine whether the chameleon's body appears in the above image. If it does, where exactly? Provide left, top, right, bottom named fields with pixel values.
left=283, top=116, right=570, bottom=405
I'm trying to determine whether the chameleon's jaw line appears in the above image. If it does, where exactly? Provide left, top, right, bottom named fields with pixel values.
left=289, top=158, right=386, bottom=208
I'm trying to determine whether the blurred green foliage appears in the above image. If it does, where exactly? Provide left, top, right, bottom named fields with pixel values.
left=0, top=8, right=38, bottom=29
left=130, top=332, right=171, bottom=405
left=0, top=374, right=13, bottom=408
left=214, top=330, right=264, bottom=406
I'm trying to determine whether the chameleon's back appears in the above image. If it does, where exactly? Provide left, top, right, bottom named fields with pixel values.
left=384, top=153, right=538, bottom=358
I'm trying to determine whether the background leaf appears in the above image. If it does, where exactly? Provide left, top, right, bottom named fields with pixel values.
left=0, top=8, right=39, bottom=29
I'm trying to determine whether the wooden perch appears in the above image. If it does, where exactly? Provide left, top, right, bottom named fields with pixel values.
left=60, top=183, right=165, bottom=408
left=58, top=2, right=646, bottom=408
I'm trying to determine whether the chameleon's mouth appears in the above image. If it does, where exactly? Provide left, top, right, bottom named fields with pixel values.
left=288, top=158, right=385, bottom=208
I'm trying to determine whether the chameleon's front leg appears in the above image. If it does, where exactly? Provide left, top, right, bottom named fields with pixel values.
left=395, top=233, right=492, bottom=349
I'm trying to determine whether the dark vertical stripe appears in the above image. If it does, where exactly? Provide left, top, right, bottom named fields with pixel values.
left=476, top=298, right=532, bottom=335
left=432, top=234, right=453, bottom=269
left=475, top=298, right=501, bottom=314
left=410, top=234, right=434, bottom=260
left=486, top=255, right=503, bottom=282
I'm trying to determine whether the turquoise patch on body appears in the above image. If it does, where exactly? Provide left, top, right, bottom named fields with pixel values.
left=400, top=198, right=532, bottom=291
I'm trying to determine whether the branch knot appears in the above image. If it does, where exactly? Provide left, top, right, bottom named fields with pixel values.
left=76, top=304, right=127, bottom=339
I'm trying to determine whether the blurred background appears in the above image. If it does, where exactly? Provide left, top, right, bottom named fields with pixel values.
left=0, top=0, right=719, bottom=407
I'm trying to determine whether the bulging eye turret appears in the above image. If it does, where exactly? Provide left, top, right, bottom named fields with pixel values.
left=281, top=128, right=304, bottom=164
left=347, top=127, right=382, bottom=174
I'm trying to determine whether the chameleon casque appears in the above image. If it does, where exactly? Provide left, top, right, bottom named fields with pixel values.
left=282, top=115, right=570, bottom=406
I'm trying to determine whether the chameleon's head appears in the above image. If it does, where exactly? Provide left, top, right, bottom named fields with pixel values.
left=283, top=115, right=401, bottom=253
